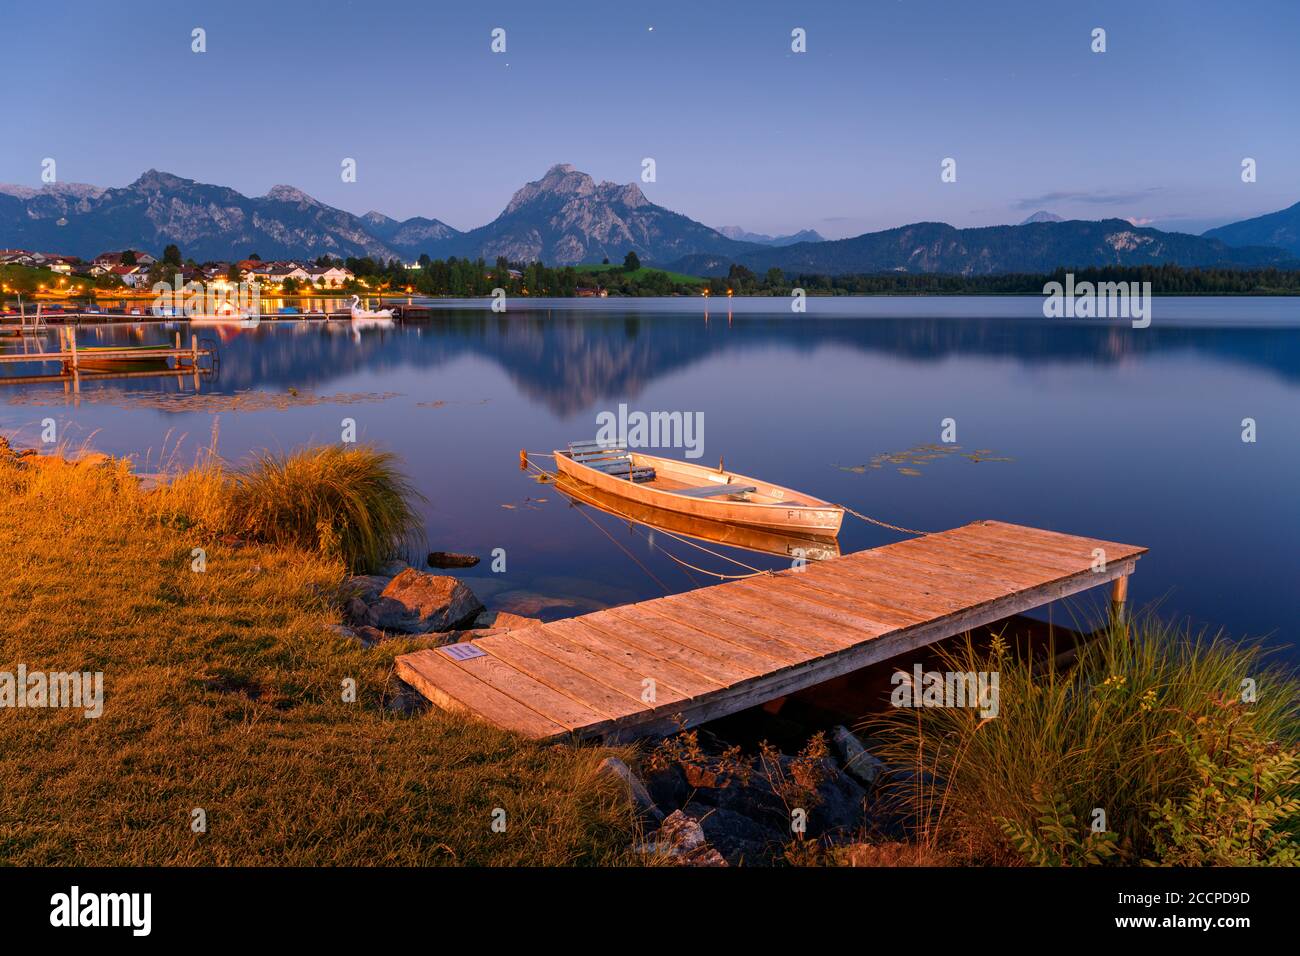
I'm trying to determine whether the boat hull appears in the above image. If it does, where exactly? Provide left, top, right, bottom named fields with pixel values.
left=555, top=475, right=840, bottom=560
left=555, top=450, right=844, bottom=534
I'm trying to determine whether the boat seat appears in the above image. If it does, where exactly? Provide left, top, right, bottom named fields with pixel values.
left=569, top=440, right=625, bottom=455
left=588, top=456, right=633, bottom=471
left=572, top=450, right=626, bottom=463
left=595, top=461, right=656, bottom=481
left=674, top=484, right=757, bottom=498
left=567, top=442, right=654, bottom=481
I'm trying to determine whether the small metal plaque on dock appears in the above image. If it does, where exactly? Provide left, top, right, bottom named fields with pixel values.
left=440, top=643, right=487, bottom=662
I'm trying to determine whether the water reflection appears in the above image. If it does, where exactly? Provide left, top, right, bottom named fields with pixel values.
left=2, top=302, right=1297, bottom=659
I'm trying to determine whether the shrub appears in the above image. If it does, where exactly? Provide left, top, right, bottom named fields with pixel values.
left=1146, top=697, right=1300, bottom=866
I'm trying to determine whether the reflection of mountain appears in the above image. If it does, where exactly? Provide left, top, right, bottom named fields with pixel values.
left=38, top=313, right=1300, bottom=416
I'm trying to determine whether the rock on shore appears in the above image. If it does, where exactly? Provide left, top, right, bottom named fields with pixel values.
left=366, top=569, right=484, bottom=633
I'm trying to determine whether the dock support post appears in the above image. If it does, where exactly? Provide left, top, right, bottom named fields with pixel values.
left=1110, top=574, right=1129, bottom=634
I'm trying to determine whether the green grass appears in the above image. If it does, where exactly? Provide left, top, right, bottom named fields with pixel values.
left=574, top=263, right=706, bottom=285
left=0, top=445, right=640, bottom=865
left=866, top=617, right=1299, bottom=864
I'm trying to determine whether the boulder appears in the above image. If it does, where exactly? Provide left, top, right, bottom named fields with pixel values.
left=807, top=759, right=869, bottom=838
left=641, top=810, right=727, bottom=866
left=371, top=570, right=484, bottom=634
left=352, top=625, right=391, bottom=649
left=831, top=725, right=885, bottom=787
left=346, top=574, right=393, bottom=604
left=492, top=589, right=599, bottom=619
left=473, top=610, right=543, bottom=631
left=681, top=805, right=779, bottom=865
left=598, top=757, right=663, bottom=825
left=427, top=551, right=480, bottom=569
left=345, top=597, right=371, bottom=625
left=642, top=763, right=690, bottom=811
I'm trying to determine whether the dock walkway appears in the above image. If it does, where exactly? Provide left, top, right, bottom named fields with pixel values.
left=396, top=520, right=1146, bottom=742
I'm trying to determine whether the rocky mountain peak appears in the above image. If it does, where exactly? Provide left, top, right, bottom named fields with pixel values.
left=601, top=181, right=648, bottom=208
left=265, top=184, right=318, bottom=205
left=504, top=164, right=598, bottom=214
left=131, top=169, right=190, bottom=192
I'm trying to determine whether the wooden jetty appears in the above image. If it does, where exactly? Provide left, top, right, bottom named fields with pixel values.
left=0, top=329, right=215, bottom=391
left=0, top=330, right=211, bottom=368
left=395, top=520, right=1146, bottom=742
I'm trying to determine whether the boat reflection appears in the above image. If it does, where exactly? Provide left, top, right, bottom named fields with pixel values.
left=554, top=473, right=841, bottom=562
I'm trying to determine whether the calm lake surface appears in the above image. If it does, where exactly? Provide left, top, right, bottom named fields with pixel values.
left=3, top=296, right=1298, bottom=662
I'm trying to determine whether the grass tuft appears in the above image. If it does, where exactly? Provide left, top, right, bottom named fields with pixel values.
left=227, top=445, right=425, bottom=574
left=867, top=616, right=1298, bottom=864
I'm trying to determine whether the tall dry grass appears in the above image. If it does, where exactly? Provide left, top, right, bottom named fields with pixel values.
left=867, top=616, right=1299, bottom=864
left=226, top=445, right=424, bottom=573
left=0, top=446, right=639, bottom=866
left=144, top=442, right=424, bottom=573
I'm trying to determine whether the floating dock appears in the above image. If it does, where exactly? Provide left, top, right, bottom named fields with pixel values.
left=396, top=520, right=1146, bottom=742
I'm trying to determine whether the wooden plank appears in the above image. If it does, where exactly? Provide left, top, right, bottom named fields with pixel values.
left=601, top=605, right=777, bottom=677
left=660, top=588, right=851, bottom=656
left=395, top=649, right=567, bottom=738
left=556, top=613, right=738, bottom=697
left=794, top=562, right=968, bottom=620
left=824, top=548, right=1015, bottom=603
left=938, top=526, right=1099, bottom=574
left=450, top=653, right=612, bottom=732
left=794, top=558, right=962, bottom=614
left=475, top=631, right=649, bottom=719
left=726, top=577, right=905, bottom=633
left=551, top=617, right=728, bottom=697
left=507, top=622, right=692, bottom=707
left=979, top=520, right=1147, bottom=561
left=965, top=521, right=1145, bottom=568
left=826, top=550, right=1012, bottom=605
left=874, top=535, right=1054, bottom=587
left=640, top=597, right=809, bottom=666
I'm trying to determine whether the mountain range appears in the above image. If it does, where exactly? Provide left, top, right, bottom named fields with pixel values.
left=1203, top=200, right=1300, bottom=258
left=716, top=226, right=826, bottom=245
left=2, top=165, right=1298, bottom=276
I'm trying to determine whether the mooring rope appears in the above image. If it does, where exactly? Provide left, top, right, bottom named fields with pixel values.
left=836, top=503, right=933, bottom=537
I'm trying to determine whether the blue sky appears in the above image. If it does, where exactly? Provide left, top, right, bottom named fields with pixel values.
left=4, top=0, right=1298, bottom=237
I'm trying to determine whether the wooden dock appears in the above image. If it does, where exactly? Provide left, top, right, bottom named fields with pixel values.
left=395, top=520, right=1147, bottom=742
left=0, top=330, right=212, bottom=368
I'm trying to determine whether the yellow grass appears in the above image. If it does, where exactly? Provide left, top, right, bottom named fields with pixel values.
left=0, top=447, right=640, bottom=865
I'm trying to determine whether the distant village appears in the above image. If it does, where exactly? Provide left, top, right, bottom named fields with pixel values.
left=0, top=246, right=703, bottom=300
left=0, top=247, right=360, bottom=293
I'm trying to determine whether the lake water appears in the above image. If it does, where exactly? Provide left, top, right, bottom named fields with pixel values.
left=3, top=296, right=1297, bottom=662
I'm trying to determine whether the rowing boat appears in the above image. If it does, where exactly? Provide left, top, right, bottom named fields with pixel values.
left=554, top=441, right=844, bottom=534
left=554, top=472, right=840, bottom=560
